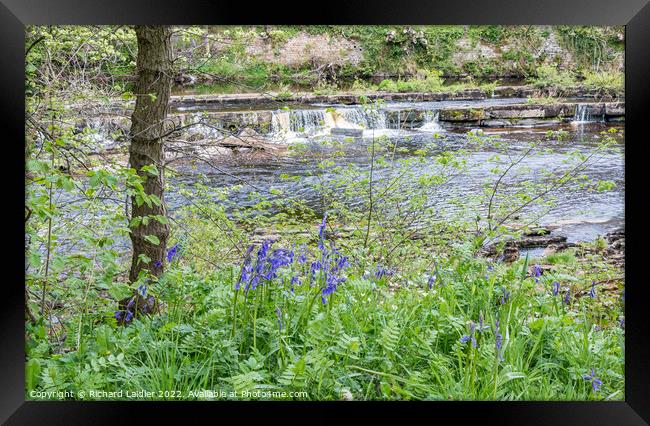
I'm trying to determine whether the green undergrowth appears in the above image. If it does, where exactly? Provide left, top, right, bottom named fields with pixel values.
left=26, top=221, right=624, bottom=401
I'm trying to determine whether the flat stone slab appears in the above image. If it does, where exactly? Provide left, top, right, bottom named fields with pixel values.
left=438, top=102, right=624, bottom=126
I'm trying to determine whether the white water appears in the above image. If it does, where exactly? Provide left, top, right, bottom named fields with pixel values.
left=268, top=106, right=443, bottom=141
left=573, top=104, right=604, bottom=124
left=418, top=110, right=444, bottom=132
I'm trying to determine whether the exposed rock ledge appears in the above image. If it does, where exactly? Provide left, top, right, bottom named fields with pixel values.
left=438, top=102, right=624, bottom=127
left=170, top=85, right=621, bottom=108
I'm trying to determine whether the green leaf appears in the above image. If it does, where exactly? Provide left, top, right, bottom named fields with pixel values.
left=153, top=215, right=169, bottom=224
left=121, top=91, right=134, bottom=101
left=26, top=359, right=41, bottom=391
left=108, top=283, right=132, bottom=301
left=144, top=235, right=160, bottom=246
left=141, top=165, right=159, bottom=176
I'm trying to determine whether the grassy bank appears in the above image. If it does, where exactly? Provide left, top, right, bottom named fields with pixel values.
left=25, top=214, right=624, bottom=400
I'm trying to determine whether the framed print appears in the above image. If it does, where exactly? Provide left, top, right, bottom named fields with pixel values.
left=2, top=0, right=650, bottom=423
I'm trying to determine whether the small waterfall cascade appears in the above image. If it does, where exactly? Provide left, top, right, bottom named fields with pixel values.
left=266, top=105, right=448, bottom=140
left=573, top=104, right=591, bottom=123
left=572, top=104, right=606, bottom=123
left=270, top=107, right=392, bottom=139
left=338, top=107, right=387, bottom=130
left=418, top=110, right=443, bottom=132
left=573, top=104, right=606, bottom=124
left=270, top=110, right=294, bottom=138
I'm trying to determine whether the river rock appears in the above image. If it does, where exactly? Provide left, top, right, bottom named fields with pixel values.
left=331, top=128, right=363, bottom=137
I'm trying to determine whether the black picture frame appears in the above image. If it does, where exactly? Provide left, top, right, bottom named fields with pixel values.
left=2, top=0, right=649, bottom=423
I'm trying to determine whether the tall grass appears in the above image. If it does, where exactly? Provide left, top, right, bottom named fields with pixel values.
left=26, top=220, right=624, bottom=401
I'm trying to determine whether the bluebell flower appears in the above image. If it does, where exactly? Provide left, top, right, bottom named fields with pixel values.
left=477, top=313, right=490, bottom=334
left=166, top=244, right=179, bottom=263
left=125, top=311, right=133, bottom=322
left=495, top=320, right=504, bottom=361
left=427, top=273, right=437, bottom=290
left=460, top=322, right=477, bottom=347
left=318, top=214, right=328, bottom=241
left=501, top=287, right=511, bottom=305
left=126, top=297, right=135, bottom=310
left=564, top=289, right=571, bottom=305
left=583, top=368, right=603, bottom=392
left=297, top=244, right=307, bottom=264
left=589, top=281, right=597, bottom=298
left=374, top=264, right=394, bottom=280
left=532, top=264, right=542, bottom=283
left=619, top=317, right=625, bottom=329
left=552, top=281, right=560, bottom=296
left=137, top=284, right=147, bottom=297
left=589, top=281, right=596, bottom=299
left=154, top=261, right=162, bottom=269
left=236, top=245, right=255, bottom=291
left=115, top=311, right=123, bottom=320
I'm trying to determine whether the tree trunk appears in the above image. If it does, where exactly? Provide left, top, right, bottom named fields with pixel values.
left=128, top=26, right=172, bottom=285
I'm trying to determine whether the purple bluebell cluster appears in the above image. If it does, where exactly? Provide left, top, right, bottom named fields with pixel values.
left=236, top=240, right=297, bottom=292
left=289, top=276, right=301, bottom=293
left=316, top=217, right=349, bottom=304
left=235, top=245, right=255, bottom=291
left=374, top=264, right=394, bottom=280
left=306, top=214, right=349, bottom=302
left=114, top=310, right=133, bottom=324
left=588, top=281, right=597, bottom=298
left=563, top=289, right=571, bottom=305
left=167, top=244, right=179, bottom=263
left=296, top=244, right=307, bottom=264
left=427, top=273, right=436, bottom=290
left=583, top=368, right=603, bottom=392
left=460, top=322, right=478, bottom=348
left=233, top=215, right=348, bottom=304
left=552, top=281, right=560, bottom=296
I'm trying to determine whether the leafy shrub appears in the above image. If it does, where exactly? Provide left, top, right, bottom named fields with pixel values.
left=531, top=65, right=576, bottom=89
left=582, top=71, right=624, bottom=99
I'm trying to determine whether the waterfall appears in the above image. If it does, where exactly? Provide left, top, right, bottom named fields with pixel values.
left=289, top=110, right=327, bottom=134
left=418, top=110, right=443, bottom=132
left=573, top=104, right=606, bottom=124
left=573, top=104, right=590, bottom=123
left=270, top=110, right=294, bottom=138
left=270, top=107, right=392, bottom=140
left=338, top=108, right=387, bottom=130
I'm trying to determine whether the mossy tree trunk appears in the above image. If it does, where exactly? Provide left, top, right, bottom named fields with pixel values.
left=128, top=26, right=172, bottom=286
